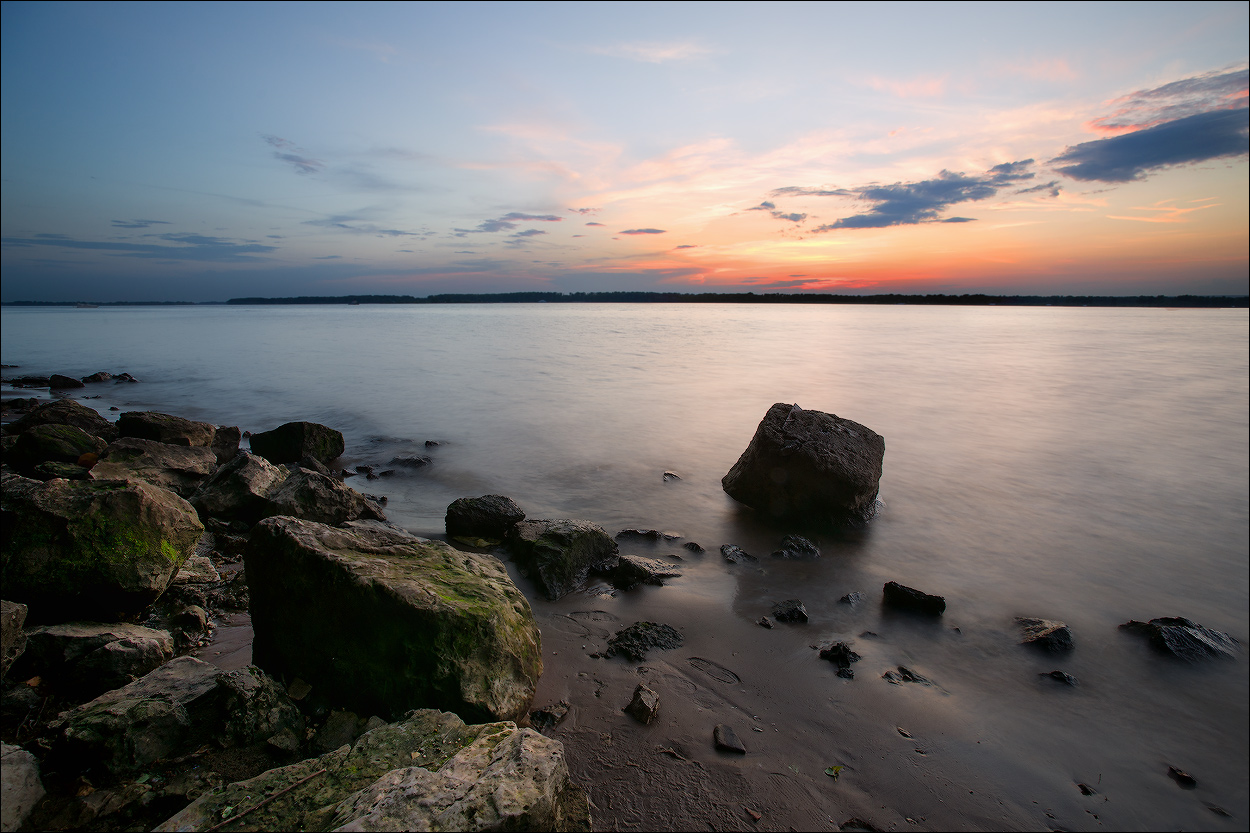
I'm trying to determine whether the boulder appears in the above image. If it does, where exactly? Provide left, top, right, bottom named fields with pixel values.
left=1016, top=617, right=1074, bottom=651
left=771, top=533, right=820, bottom=559
left=49, top=373, right=86, bottom=389
left=154, top=709, right=590, bottom=833
left=81, top=371, right=113, bottom=383
left=191, top=452, right=289, bottom=524
left=508, top=519, right=619, bottom=600
left=722, top=403, right=884, bottom=525
left=7, top=423, right=108, bottom=475
left=30, top=461, right=90, bottom=481
left=446, top=494, right=526, bottom=544
left=624, top=683, right=660, bottom=724
left=90, top=437, right=219, bottom=498
left=246, top=517, right=542, bottom=723
left=51, top=656, right=302, bottom=776
left=605, top=621, right=683, bottom=662
left=249, top=421, right=344, bottom=465
left=819, top=641, right=861, bottom=668
left=118, top=411, right=216, bottom=448
left=15, top=622, right=173, bottom=698
left=1120, top=617, right=1239, bottom=661
left=882, top=581, right=946, bottom=616
left=1, top=475, right=203, bottom=623
left=772, top=599, right=809, bottom=623
left=1, top=743, right=45, bottom=833
left=1, top=600, right=27, bottom=679
left=609, top=554, right=682, bottom=589
left=265, top=468, right=387, bottom=526
left=8, top=399, right=116, bottom=441
left=720, top=544, right=758, bottom=564
left=210, top=425, right=241, bottom=465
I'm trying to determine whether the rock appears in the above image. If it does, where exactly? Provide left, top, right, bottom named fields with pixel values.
left=663, top=470, right=681, bottom=481
left=819, top=642, right=861, bottom=668
left=609, top=554, right=682, bottom=589
left=1, top=742, right=45, bottom=833
left=81, top=371, right=113, bottom=383
left=721, top=403, right=885, bottom=525
left=118, top=411, right=216, bottom=448
left=7, top=375, right=51, bottom=388
left=113, top=372, right=139, bottom=383
left=836, top=667, right=855, bottom=679
left=615, top=528, right=673, bottom=541
left=314, top=710, right=365, bottom=754
left=530, top=700, right=570, bottom=733
left=1, top=601, right=28, bottom=679
left=1016, top=617, right=1075, bottom=651
left=266, top=467, right=387, bottom=525
left=155, top=709, right=590, bottom=833
left=0, top=397, right=39, bottom=414
left=51, top=656, right=302, bottom=776
left=772, top=599, right=809, bottom=623
left=1168, top=765, right=1197, bottom=788
left=249, top=421, right=345, bottom=465
left=1120, top=617, right=1239, bottom=661
left=624, top=683, right=660, bottom=724
left=1040, top=670, right=1079, bottom=686
left=839, top=591, right=867, bottom=606
left=446, top=494, right=526, bottom=544
left=173, top=554, right=220, bottom=584
left=389, top=455, right=432, bottom=468
left=771, top=534, right=820, bottom=559
left=8, top=423, right=108, bottom=475
left=15, top=622, right=174, bottom=699
left=605, top=621, right=683, bottom=662
left=190, top=452, right=289, bottom=524
left=30, top=461, right=90, bottom=481
left=1, top=475, right=203, bottom=623
left=247, top=517, right=542, bottom=723
left=296, top=455, right=333, bottom=476
left=882, top=666, right=932, bottom=686
left=89, top=437, right=219, bottom=498
left=713, top=723, right=746, bottom=754
left=882, top=581, right=946, bottom=615
left=756, top=616, right=773, bottom=629
left=507, top=519, right=619, bottom=601
left=170, top=605, right=209, bottom=635
left=720, top=544, right=757, bottom=564
left=683, top=541, right=705, bottom=553
left=49, top=373, right=85, bottom=389
left=211, top=425, right=241, bottom=465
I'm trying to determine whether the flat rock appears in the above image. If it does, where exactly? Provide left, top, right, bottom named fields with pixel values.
left=882, top=581, right=946, bottom=615
left=713, top=723, right=746, bottom=754
left=15, top=622, right=174, bottom=699
left=1120, top=617, right=1239, bottom=661
left=8, top=399, right=117, bottom=441
left=508, top=519, right=619, bottom=601
left=90, top=437, right=219, bottom=498
left=606, top=621, right=683, bottom=662
left=1016, top=617, right=1074, bottom=651
left=722, top=402, right=884, bottom=525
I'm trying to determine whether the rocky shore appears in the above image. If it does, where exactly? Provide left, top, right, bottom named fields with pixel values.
left=2, top=385, right=1242, bottom=832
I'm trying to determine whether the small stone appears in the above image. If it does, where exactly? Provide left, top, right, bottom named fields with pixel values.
left=1040, top=670, right=1079, bottom=686
left=836, top=667, right=855, bottom=679
left=819, top=642, right=861, bottom=668
left=882, top=581, right=946, bottom=615
left=662, top=471, right=681, bottom=481
left=756, top=617, right=773, bottom=629
left=682, top=541, right=705, bottom=553
left=771, top=534, right=820, bottom=559
left=721, top=544, right=757, bottom=564
left=530, top=700, right=571, bottom=733
left=1167, top=765, right=1197, bottom=788
left=882, top=666, right=931, bottom=686
left=1016, top=617, right=1074, bottom=651
left=771, top=599, right=808, bottom=623
left=623, top=684, right=660, bottom=724
left=713, top=723, right=746, bottom=754
left=839, top=591, right=867, bottom=606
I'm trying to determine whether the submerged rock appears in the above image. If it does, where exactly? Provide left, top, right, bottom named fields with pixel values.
left=882, top=581, right=946, bottom=616
left=771, top=533, right=820, bottom=559
left=1016, top=617, right=1075, bottom=651
left=1120, top=617, right=1239, bottom=661
left=882, top=666, right=932, bottom=686
left=1040, top=670, right=1079, bottom=686
left=819, top=641, right=862, bottom=668
left=508, top=519, right=619, bottom=601
left=249, top=421, right=345, bottom=465
left=722, top=402, right=885, bottom=526
left=446, top=494, right=526, bottom=544
left=772, top=599, right=809, bottom=623
left=1, top=474, right=203, bottom=623
left=154, top=709, right=590, bottom=833
left=606, top=621, right=683, bottom=662
left=247, top=517, right=542, bottom=723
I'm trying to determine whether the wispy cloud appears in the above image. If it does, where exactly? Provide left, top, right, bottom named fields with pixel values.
left=1088, top=67, right=1248, bottom=133
left=746, top=200, right=807, bottom=223
left=262, top=135, right=324, bottom=175
left=1107, top=198, right=1220, bottom=223
left=1, top=233, right=277, bottom=262
left=619, top=228, right=667, bottom=235
left=865, top=74, right=948, bottom=99
left=453, top=212, right=563, bottom=235
left=111, top=219, right=171, bottom=229
left=590, top=40, right=712, bottom=63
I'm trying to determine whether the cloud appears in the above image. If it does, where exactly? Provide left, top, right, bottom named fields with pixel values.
left=865, top=74, right=947, bottom=99
left=619, top=228, right=667, bottom=235
left=500, top=212, right=562, bottom=222
left=568, top=207, right=599, bottom=215
left=590, top=40, right=712, bottom=64
left=314, top=255, right=342, bottom=259
left=512, top=229, right=547, bottom=237
left=745, top=200, right=805, bottom=223
left=1, top=234, right=276, bottom=263
left=801, top=161, right=1035, bottom=231
left=454, top=212, right=564, bottom=235
left=747, top=201, right=776, bottom=211
left=112, top=219, right=171, bottom=229
left=675, top=245, right=697, bottom=249
left=1015, top=180, right=1062, bottom=197
left=304, top=216, right=422, bottom=237
left=585, top=222, right=605, bottom=227
left=262, top=134, right=324, bottom=175
left=1088, top=67, right=1248, bottom=133
left=770, top=186, right=851, bottom=198
left=1051, top=107, right=1249, bottom=182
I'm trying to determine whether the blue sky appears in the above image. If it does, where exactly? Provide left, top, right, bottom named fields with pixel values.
left=2, top=1, right=1247, bottom=301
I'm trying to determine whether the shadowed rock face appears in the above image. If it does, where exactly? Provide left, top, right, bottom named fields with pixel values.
left=91, top=438, right=219, bottom=498
left=246, top=517, right=542, bottom=723
left=118, top=412, right=216, bottom=448
left=507, top=519, right=619, bottom=600
left=249, top=421, right=345, bottom=465
left=722, top=403, right=884, bottom=526
left=8, top=399, right=117, bottom=442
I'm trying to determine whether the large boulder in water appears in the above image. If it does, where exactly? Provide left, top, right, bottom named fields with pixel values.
left=507, top=519, right=619, bottom=600
left=1120, top=617, right=1239, bottom=661
left=246, top=517, right=542, bottom=723
left=722, top=403, right=884, bottom=525
left=446, top=494, right=527, bottom=544
left=90, top=437, right=219, bottom=498
left=154, top=709, right=590, bottom=833
left=8, top=399, right=117, bottom=442
left=118, top=411, right=216, bottom=448
left=249, top=421, right=345, bottom=465
left=1, top=474, right=203, bottom=623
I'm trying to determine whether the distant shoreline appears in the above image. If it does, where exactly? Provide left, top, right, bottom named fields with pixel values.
left=4, top=292, right=1248, bottom=308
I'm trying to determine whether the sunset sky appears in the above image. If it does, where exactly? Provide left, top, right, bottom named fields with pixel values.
left=2, top=1, right=1247, bottom=301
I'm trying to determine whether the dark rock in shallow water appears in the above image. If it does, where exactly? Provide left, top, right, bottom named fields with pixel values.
left=446, top=494, right=526, bottom=544
left=837, top=667, right=855, bottom=679
left=819, top=641, right=861, bottom=668
left=49, top=374, right=85, bottom=389
left=882, top=581, right=946, bottom=615
left=609, top=554, right=683, bottom=589
left=882, top=666, right=932, bottom=686
left=757, top=616, right=773, bottom=629
left=624, top=683, right=660, bottom=724
left=1168, top=765, right=1197, bottom=788
left=249, top=420, right=345, bottom=465
left=389, top=455, right=432, bottom=468
left=720, top=544, right=757, bottom=564
left=508, top=519, right=618, bottom=601
left=81, top=371, right=113, bottom=384
left=1016, top=617, right=1074, bottom=651
left=772, top=534, right=820, bottom=559
left=616, top=528, right=679, bottom=541
left=662, top=470, right=681, bottom=481
left=1120, top=617, right=1239, bottom=661
left=713, top=723, right=746, bottom=754
left=8, top=375, right=51, bottom=388
left=683, top=541, right=705, bottom=553
left=839, top=591, right=867, bottom=607
left=1040, top=670, right=1079, bottom=686
left=606, top=621, right=683, bottom=662
left=118, top=411, right=215, bottom=448
left=772, top=599, right=809, bottom=623
left=721, top=402, right=885, bottom=526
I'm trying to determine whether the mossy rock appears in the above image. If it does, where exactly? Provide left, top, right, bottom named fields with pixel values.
left=9, top=423, right=107, bottom=475
left=8, top=399, right=117, bottom=441
left=1, top=474, right=203, bottom=623
left=246, top=518, right=542, bottom=723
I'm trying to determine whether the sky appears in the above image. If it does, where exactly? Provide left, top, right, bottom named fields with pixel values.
left=2, top=1, right=1247, bottom=301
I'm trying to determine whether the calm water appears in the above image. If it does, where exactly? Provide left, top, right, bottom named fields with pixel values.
left=3, top=303, right=1247, bottom=827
